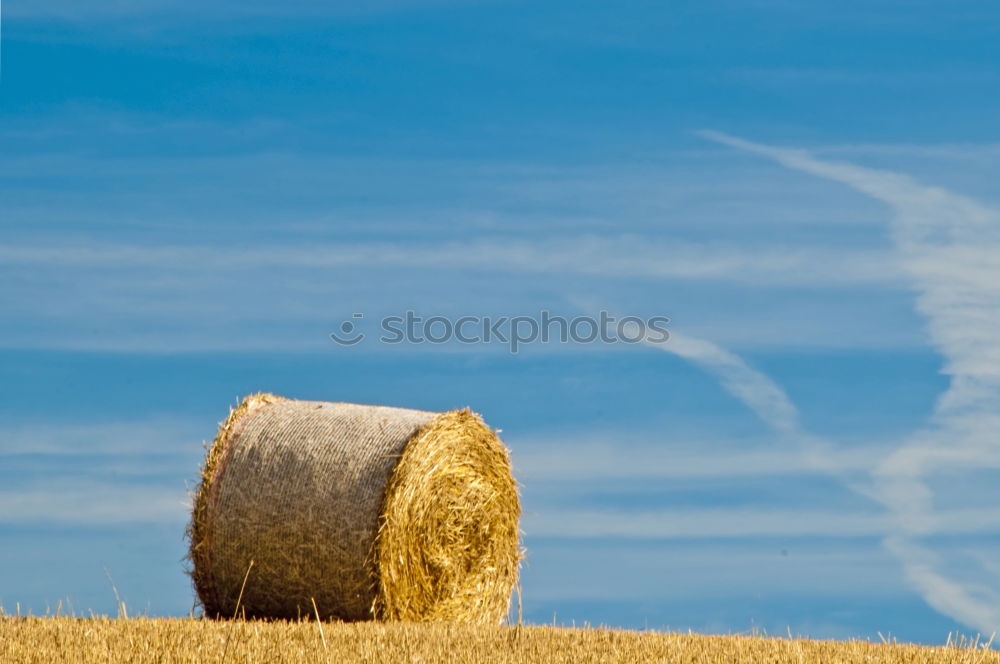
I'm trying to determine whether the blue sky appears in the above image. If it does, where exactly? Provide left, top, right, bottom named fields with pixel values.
left=2, top=0, right=1000, bottom=644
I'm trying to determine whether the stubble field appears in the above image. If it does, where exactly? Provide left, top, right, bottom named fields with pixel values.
left=1, top=618, right=997, bottom=663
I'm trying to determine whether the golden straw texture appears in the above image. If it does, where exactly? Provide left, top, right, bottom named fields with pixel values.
left=7, top=619, right=998, bottom=664
left=188, top=394, right=521, bottom=623
left=374, top=410, right=522, bottom=623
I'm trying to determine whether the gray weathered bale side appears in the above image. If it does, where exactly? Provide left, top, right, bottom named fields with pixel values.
left=194, top=398, right=434, bottom=620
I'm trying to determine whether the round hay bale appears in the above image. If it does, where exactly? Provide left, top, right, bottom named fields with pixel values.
left=188, top=394, right=521, bottom=624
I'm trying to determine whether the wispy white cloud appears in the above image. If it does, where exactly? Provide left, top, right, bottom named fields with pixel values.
left=703, top=130, right=1000, bottom=636
left=648, top=333, right=801, bottom=435
left=513, top=436, right=889, bottom=482
left=5, top=0, right=467, bottom=20
left=0, top=418, right=208, bottom=456
left=0, top=485, right=188, bottom=524
left=884, top=536, right=1000, bottom=632
left=525, top=506, right=1000, bottom=539
left=0, top=236, right=908, bottom=352
left=0, top=420, right=202, bottom=524
left=815, top=142, right=1000, bottom=161
left=524, top=540, right=905, bottom=602
left=0, top=239, right=899, bottom=286
left=642, top=332, right=859, bottom=486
